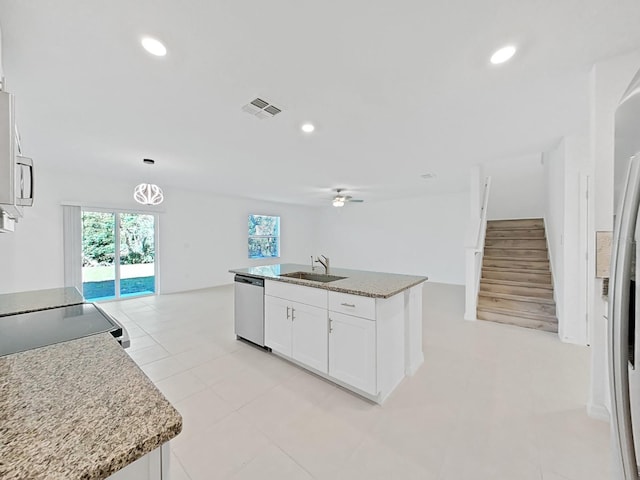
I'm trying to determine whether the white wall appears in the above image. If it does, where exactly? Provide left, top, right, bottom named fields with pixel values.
left=544, top=135, right=591, bottom=345
left=588, top=50, right=640, bottom=420
left=313, top=192, right=469, bottom=285
left=0, top=167, right=320, bottom=295
left=485, top=154, right=546, bottom=220
left=159, top=188, right=319, bottom=293
left=544, top=140, right=566, bottom=326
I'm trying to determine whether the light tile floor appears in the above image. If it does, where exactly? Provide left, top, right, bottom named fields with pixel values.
left=100, top=282, right=611, bottom=480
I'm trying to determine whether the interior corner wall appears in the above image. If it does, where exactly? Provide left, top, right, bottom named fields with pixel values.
left=485, top=154, right=546, bottom=220
left=314, top=191, right=469, bottom=285
left=588, top=49, right=640, bottom=419
left=0, top=167, right=319, bottom=295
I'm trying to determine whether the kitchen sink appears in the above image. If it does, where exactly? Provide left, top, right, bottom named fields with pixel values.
left=279, top=271, right=347, bottom=283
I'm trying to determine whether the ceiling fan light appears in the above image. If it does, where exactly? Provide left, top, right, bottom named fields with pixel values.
left=134, top=183, right=164, bottom=205
left=332, top=198, right=345, bottom=207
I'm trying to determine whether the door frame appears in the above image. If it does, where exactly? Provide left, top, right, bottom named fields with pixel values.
left=81, top=207, right=160, bottom=301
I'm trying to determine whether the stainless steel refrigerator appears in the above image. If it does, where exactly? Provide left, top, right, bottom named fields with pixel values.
left=610, top=66, right=640, bottom=480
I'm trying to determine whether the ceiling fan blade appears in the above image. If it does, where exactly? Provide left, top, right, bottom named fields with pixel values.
left=348, top=199, right=364, bottom=203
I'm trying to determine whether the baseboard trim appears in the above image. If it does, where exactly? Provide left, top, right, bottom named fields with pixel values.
left=560, top=335, right=588, bottom=346
left=587, top=402, right=610, bottom=422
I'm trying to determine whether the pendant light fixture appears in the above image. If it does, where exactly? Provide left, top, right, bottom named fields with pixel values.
left=134, top=158, right=164, bottom=205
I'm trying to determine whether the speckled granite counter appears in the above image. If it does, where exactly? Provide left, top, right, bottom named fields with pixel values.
left=0, top=287, right=84, bottom=316
left=229, top=263, right=427, bottom=298
left=0, top=333, right=182, bottom=480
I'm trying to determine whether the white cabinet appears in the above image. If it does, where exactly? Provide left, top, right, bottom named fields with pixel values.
left=262, top=279, right=424, bottom=404
left=328, top=312, right=376, bottom=394
left=264, top=294, right=328, bottom=374
left=107, top=443, right=169, bottom=480
left=328, top=291, right=376, bottom=319
left=264, top=295, right=292, bottom=357
left=291, top=301, right=329, bottom=373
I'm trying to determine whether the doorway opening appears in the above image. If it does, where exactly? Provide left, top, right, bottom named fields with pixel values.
left=81, top=210, right=157, bottom=301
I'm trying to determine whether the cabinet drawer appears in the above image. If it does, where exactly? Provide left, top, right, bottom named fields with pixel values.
left=328, top=291, right=376, bottom=320
left=265, top=280, right=327, bottom=309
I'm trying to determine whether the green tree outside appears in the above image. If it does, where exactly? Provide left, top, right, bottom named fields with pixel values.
left=82, top=212, right=154, bottom=267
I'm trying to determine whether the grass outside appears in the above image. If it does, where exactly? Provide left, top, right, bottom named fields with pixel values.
left=82, top=263, right=155, bottom=282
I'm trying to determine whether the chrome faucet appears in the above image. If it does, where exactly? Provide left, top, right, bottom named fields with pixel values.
left=315, top=255, right=330, bottom=274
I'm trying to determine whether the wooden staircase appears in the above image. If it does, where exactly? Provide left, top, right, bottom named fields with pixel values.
left=477, top=218, right=558, bottom=333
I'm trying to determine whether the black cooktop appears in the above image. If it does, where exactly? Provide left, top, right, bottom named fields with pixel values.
left=0, top=303, right=122, bottom=357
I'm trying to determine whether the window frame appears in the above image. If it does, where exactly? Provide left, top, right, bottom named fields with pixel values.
left=248, top=214, right=281, bottom=259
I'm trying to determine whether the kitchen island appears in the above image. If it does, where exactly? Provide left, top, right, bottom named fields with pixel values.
left=0, top=288, right=182, bottom=480
left=229, top=263, right=427, bottom=403
left=230, top=263, right=427, bottom=298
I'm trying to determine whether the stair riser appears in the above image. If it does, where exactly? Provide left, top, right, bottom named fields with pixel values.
left=482, top=270, right=552, bottom=284
left=482, top=258, right=550, bottom=270
left=487, top=219, right=544, bottom=229
left=478, top=296, right=556, bottom=316
left=485, top=239, right=547, bottom=249
left=484, top=248, right=548, bottom=259
left=476, top=310, right=558, bottom=333
left=480, top=283, right=554, bottom=299
left=486, top=229, right=545, bottom=239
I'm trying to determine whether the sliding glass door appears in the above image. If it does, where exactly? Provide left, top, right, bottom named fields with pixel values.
left=119, top=213, right=155, bottom=298
left=81, top=210, right=156, bottom=301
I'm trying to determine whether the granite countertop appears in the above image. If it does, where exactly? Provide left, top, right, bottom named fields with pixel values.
left=0, top=333, right=182, bottom=480
left=0, top=287, right=84, bottom=316
left=229, top=263, right=428, bottom=298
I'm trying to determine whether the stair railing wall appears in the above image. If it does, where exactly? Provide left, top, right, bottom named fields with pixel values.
left=464, top=176, right=492, bottom=321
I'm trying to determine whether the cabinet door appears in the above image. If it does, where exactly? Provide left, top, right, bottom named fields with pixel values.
left=291, top=301, right=328, bottom=374
left=264, top=295, right=292, bottom=357
left=328, top=312, right=376, bottom=394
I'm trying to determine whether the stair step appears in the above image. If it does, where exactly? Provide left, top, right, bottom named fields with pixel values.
left=482, top=257, right=550, bottom=270
left=477, top=307, right=558, bottom=333
left=482, top=268, right=552, bottom=285
left=480, top=278, right=553, bottom=289
left=478, top=291, right=555, bottom=305
left=485, top=228, right=545, bottom=239
left=485, top=239, right=547, bottom=249
left=477, top=305, right=557, bottom=322
left=478, top=293, right=556, bottom=316
left=480, top=281, right=554, bottom=299
left=487, top=218, right=544, bottom=230
left=484, top=248, right=548, bottom=259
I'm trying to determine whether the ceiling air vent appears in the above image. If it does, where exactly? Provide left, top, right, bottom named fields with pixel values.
left=242, top=97, right=283, bottom=119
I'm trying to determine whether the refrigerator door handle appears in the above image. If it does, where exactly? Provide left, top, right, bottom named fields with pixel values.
left=609, top=154, right=640, bottom=479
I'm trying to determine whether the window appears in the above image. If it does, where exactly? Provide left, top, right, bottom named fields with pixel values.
left=248, top=214, right=280, bottom=259
left=81, top=210, right=157, bottom=301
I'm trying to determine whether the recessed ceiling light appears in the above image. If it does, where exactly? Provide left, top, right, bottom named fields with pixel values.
left=490, top=45, right=516, bottom=65
left=141, top=36, right=167, bottom=57
left=301, top=123, right=315, bottom=133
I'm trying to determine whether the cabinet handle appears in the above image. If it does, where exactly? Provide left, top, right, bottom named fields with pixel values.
left=329, top=317, right=333, bottom=333
left=341, top=302, right=356, bottom=308
left=291, top=307, right=295, bottom=321
left=286, top=306, right=290, bottom=320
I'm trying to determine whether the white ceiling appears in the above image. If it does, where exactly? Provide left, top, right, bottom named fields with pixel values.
left=1, top=0, right=640, bottom=206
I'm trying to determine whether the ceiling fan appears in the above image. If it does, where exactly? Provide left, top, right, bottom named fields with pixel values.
left=332, top=188, right=364, bottom=207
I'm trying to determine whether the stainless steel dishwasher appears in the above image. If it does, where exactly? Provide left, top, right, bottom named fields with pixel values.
left=234, top=274, right=266, bottom=347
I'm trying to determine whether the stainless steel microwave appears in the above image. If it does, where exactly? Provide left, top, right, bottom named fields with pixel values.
left=0, top=90, right=34, bottom=224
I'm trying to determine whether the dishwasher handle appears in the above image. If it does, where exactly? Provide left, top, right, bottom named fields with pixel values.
left=234, top=275, right=264, bottom=287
